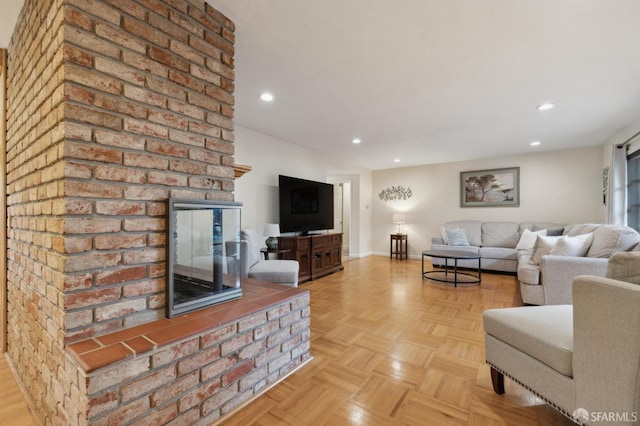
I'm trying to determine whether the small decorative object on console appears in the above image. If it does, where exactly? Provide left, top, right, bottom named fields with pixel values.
left=263, top=223, right=280, bottom=250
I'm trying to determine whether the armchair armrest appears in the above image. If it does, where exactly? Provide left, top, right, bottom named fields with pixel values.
left=540, top=255, right=608, bottom=305
left=573, top=275, right=640, bottom=417
left=431, top=237, right=444, bottom=245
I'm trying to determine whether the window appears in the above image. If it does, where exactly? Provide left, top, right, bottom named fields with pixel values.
left=627, top=151, right=640, bottom=231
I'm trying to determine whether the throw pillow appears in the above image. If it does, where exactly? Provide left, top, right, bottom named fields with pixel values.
left=440, top=227, right=449, bottom=245
left=587, top=225, right=640, bottom=258
left=515, top=229, right=547, bottom=251
left=446, top=228, right=470, bottom=246
left=550, top=233, right=594, bottom=257
left=532, top=224, right=564, bottom=236
left=531, top=235, right=562, bottom=265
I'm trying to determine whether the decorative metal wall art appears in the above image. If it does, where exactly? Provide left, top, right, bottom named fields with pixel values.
left=378, top=185, right=413, bottom=202
left=603, top=166, right=609, bottom=205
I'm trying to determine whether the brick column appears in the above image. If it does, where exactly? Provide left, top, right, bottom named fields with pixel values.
left=5, top=0, right=241, bottom=423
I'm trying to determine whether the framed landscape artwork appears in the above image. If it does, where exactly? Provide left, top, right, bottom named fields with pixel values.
left=461, top=167, right=520, bottom=207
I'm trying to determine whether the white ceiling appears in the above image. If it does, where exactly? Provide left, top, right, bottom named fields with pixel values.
left=0, top=1, right=21, bottom=48
left=2, top=1, right=640, bottom=170
left=208, top=0, right=640, bottom=170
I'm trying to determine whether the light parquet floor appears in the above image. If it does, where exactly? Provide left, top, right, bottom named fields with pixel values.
left=221, top=256, right=575, bottom=426
left=0, top=257, right=575, bottom=425
left=0, top=354, right=39, bottom=425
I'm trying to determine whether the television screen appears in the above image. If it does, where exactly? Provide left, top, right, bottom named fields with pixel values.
left=279, top=175, right=334, bottom=234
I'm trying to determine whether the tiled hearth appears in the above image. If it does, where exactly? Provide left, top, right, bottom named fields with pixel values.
left=66, top=280, right=310, bottom=424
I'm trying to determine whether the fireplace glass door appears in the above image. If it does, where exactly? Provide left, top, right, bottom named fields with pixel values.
left=167, top=200, right=242, bottom=317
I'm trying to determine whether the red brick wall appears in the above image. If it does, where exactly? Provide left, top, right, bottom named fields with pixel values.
left=5, top=0, right=237, bottom=423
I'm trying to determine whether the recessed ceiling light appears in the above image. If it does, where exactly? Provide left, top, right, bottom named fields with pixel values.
left=352, top=138, right=361, bottom=144
left=530, top=141, right=541, bottom=146
left=260, top=92, right=274, bottom=102
left=394, top=158, right=401, bottom=163
left=537, top=103, right=554, bottom=111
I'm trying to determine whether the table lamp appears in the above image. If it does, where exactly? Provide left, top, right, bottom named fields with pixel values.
left=263, top=223, right=280, bottom=250
left=392, top=213, right=406, bottom=234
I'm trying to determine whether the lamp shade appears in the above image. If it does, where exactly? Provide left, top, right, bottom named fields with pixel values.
left=263, top=223, right=280, bottom=237
left=392, top=213, right=406, bottom=224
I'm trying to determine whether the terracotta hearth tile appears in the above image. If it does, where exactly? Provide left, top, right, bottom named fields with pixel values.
left=125, top=336, right=155, bottom=355
left=245, top=286, right=285, bottom=296
left=146, top=316, right=221, bottom=346
left=252, top=292, right=306, bottom=309
left=67, top=338, right=102, bottom=356
left=96, top=319, right=174, bottom=346
left=243, top=278, right=286, bottom=291
left=205, top=301, right=265, bottom=325
left=167, top=300, right=241, bottom=323
left=77, top=343, right=135, bottom=373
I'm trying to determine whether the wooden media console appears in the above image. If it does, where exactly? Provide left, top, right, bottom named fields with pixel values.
left=278, top=234, right=344, bottom=283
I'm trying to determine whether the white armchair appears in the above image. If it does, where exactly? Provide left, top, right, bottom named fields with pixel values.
left=483, top=252, right=640, bottom=425
left=226, top=229, right=299, bottom=287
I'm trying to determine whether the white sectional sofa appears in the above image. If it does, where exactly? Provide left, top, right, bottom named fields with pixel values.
left=430, top=221, right=640, bottom=305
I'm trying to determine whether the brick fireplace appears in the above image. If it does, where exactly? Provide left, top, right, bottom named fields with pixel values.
left=4, top=0, right=310, bottom=424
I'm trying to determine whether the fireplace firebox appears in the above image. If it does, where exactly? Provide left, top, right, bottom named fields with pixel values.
left=167, top=199, right=243, bottom=318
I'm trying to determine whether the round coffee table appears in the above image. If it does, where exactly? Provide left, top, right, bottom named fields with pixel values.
left=422, top=249, right=481, bottom=286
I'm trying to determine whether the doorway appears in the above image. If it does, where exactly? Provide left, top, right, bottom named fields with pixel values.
left=333, top=182, right=351, bottom=258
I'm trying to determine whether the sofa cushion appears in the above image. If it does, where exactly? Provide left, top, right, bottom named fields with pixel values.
left=531, top=224, right=564, bottom=236
left=430, top=243, right=479, bottom=254
left=515, top=229, right=547, bottom=250
left=563, top=223, right=600, bottom=237
left=249, top=260, right=299, bottom=287
left=479, top=247, right=518, bottom=260
left=586, top=225, right=640, bottom=258
left=519, top=222, right=565, bottom=235
left=444, top=221, right=482, bottom=247
left=517, top=260, right=540, bottom=285
left=482, top=222, right=519, bottom=248
left=483, top=305, right=574, bottom=377
left=446, top=228, right=470, bottom=246
left=531, top=235, right=562, bottom=265
left=550, top=233, right=594, bottom=257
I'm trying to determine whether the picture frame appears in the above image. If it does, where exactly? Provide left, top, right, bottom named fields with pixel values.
left=460, top=167, right=520, bottom=208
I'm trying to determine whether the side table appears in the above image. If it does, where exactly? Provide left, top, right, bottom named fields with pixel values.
left=390, top=234, right=408, bottom=260
left=260, top=247, right=290, bottom=260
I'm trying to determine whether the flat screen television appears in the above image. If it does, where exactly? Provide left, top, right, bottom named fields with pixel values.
left=279, top=175, right=334, bottom=234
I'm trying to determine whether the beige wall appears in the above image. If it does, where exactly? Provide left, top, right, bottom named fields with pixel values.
left=233, top=126, right=606, bottom=259
left=372, top=146, right=605, bottom=257
left=233, top=125, right=373, bottom=257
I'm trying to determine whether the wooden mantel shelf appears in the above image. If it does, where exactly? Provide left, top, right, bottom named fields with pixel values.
left=233, top=163, right=252, bottom=178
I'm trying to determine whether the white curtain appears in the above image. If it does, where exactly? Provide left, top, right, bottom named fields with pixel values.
left=606, top=144, right=627, bottom=225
